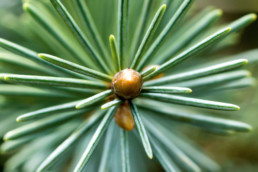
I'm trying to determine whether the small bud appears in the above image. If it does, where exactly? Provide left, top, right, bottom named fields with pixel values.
left=112, top=69, right=143, bottom=99
left=114, top=101, right=135, bottom=131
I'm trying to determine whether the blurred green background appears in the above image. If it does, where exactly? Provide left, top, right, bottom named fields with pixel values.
left=194, top=1, right=258, bottom=171
left=0, top=0, right=257, bottom=171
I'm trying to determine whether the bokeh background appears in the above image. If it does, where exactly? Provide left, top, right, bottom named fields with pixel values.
left=194, top=1, right=258, bottom=171
left=0, top=0, right=257, bottom=171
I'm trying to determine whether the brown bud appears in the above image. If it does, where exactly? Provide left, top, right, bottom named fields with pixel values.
left=112, top=69, right=143, bottom=99
left=114, top=101, right=135, bottom=131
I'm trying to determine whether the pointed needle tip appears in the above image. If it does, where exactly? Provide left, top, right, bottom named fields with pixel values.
left=227, top=27, right=232, bottom=32
left=251, top=13, right=257, bottom=20
left=75, top=105, right=82, bottom=109
left=248, top=126, right=253, bottom=132
left=16, top=117, right=22, bottom=122
left=161, top=4, right=167, bottom=9
left=23, top=3, right=29, bottom=11
left=109, top=35, right=115, bottom=40
left=4, top=76, right=9, bottom=80
left=3, top=134, right=10, bottom=142
left=235, top=106, right=240, bottom=111
left=247, top=71, right=252, bottom=77
left=215, top=9, right=223, bottom=16
left=38, top=54, right=45, bottom=58
left=148, top=153, right=153, bottom=159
